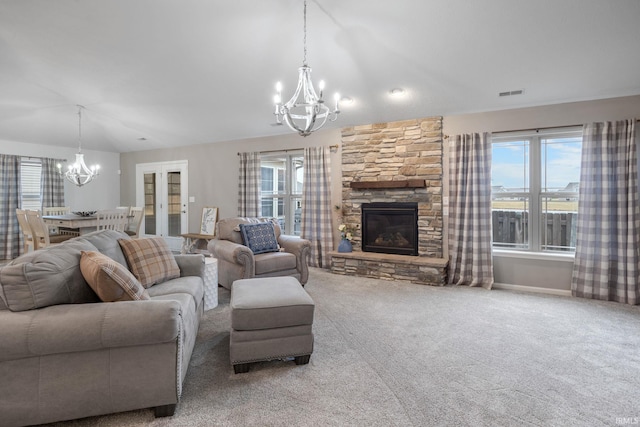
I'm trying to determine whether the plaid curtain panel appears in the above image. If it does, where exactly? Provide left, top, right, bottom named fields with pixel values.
left=572, top=120, right=639, bottom=305
left=300, top=146, right=334, bottom=268
left=0, top=154, right=21, bottom=259
left=448, top=133, right=494, bottom=289
left=237, top=152, right=261, bottom=217
left=41, top=157, right=66, bottom=209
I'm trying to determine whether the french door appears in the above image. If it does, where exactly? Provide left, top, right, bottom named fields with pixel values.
left=135, top=161, right=188, bottom=252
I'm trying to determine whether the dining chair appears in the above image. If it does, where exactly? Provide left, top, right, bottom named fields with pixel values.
left=116, top=206, right=131, bottom=215
left=125, top=206, right=145, bottom=238
left=16, top=208, right=35, bottom=253
left=42, top=206, right=71, bottom=215
left=26, top=210, right=75, bottom=250
left=96, top=209, right=128, bottom=232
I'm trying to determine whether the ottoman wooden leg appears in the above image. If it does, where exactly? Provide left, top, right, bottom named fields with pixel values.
left=233, top=363, right=251, bottom=374
left=294, top=354, right=311, bottom=365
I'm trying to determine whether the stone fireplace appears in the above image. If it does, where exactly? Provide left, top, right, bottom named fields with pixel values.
left=330, top=117, right=448, bottom=286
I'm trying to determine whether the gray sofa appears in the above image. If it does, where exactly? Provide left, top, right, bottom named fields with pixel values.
left=0, top=230, right=205, bottom=427
left=208, top=217, right=311, bottom=289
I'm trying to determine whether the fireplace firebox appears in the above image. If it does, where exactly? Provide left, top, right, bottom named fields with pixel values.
left=361, top=202, right=418, bottom=256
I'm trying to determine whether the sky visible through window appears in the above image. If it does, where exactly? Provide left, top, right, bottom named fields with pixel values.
left=492, top=137, right=581, bottom=191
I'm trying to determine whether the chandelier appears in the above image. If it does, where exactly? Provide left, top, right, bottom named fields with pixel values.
left=57, top=105, right=100, bottom=187
left=273, top=0, right=341, bottom=136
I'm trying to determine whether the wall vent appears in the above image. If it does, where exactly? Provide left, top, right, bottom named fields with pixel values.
left=499, top=89, right=524, bottom=97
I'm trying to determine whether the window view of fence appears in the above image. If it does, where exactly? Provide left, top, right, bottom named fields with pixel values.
left=491, top=129, right=581, bottom=253
left=492, top=206, right=578, bottom=252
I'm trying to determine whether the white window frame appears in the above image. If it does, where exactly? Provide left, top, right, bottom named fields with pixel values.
left=491, top=127, right=582, bottom=254
left=260, top=151, right=303, bottom=235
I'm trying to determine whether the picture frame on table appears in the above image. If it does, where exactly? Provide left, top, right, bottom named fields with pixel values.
left=200, top=207, right=218, bottom=235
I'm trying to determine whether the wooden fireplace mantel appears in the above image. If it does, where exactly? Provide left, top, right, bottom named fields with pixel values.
left=349, top=179, right=426, bottom=189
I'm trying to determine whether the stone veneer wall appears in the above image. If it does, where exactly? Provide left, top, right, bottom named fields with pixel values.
left=331, top=116, right=446, bottom=285
left=339, top=117, right=444, bottom=257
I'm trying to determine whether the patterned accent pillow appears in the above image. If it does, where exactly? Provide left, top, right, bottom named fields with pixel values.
left=79, top=251, right=150, bottom=302
left=239, top=222, right=280, bottom=254
left=118, top=237, right=180, bottom=288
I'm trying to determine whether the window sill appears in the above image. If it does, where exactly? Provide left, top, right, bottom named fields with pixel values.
left=492, top=249, right=575, bottom=263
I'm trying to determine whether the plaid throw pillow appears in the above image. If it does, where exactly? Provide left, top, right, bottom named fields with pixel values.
left=118, top=237, right=180, bottom=288
left=79, top=251, right=150, bottom=302
left=239, top=222, right=280, bottom=254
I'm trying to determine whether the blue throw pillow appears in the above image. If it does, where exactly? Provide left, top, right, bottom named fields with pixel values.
left=239, top=222, right=280, bottom=254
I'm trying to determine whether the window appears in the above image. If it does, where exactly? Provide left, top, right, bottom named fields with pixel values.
left=20, top=158, right=42, bottom=210
left=491, top=128, right=582, bottom=252
left=260, top=152, right=303, bottom=235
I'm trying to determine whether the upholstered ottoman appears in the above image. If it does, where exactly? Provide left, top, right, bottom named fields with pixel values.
left=230, top=276, right=315, bottom=374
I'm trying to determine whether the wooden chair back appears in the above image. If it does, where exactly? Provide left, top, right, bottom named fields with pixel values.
left=96, top=209, right=128, bottom=231
left=16, top=208, right=35, bottom=253
left=126, top=206, right=145, bottom=238
left=43, top=206, right=71, bottom=216
left=26, top=210, right=75, bottom=249
left=25, top=210, right=51, bottom=249
left=116, top=206, right=131, bottom=215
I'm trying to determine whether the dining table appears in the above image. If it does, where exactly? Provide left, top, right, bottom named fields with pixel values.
left=42, top=213, right=99, bottom=235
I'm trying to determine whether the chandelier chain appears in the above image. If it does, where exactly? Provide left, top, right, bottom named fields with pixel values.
left=77, top=105, right=83, bottom=153
left=303, top=0, right=307, bottom=66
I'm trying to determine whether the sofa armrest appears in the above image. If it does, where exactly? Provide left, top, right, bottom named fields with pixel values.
left=0, top=300, right=182, bottom=362
left=278, top=235, right=311, bottom=284
left=208, top=239, right=255, bottom=272
left=174, top=254, right=205, bottom=278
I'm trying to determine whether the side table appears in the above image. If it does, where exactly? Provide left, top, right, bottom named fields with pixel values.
left=180, top=233, right=215, bottom=255
left=203, top=257, right=218, bottom=310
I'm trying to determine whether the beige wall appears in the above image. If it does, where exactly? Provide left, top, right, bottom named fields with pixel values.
left=0, top=139, right=121, bottom=211
left=119, top=128, right=343, bottom=241
left=119, top=94, right=640, bottom=292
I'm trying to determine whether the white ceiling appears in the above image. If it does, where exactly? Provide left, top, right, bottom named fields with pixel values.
left=1, top=0, right=639, bottom=153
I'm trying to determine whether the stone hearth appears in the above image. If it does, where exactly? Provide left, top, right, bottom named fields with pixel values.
left=330, top=117, right=448, bottom=286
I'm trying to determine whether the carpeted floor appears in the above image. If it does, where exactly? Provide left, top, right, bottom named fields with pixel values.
left=46, top=268, right=640, bottom=427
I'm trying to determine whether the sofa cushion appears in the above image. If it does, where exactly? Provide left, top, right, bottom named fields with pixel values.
left=80, top=251, right=150, bottom=302
left=118, top=237, right=180, bottom=288
left=77, top=229, right=130, bottom=267
left=0, top=239, right=100, bottom=311
left=239, top=222, right=280, bottom=254
left=217, top=217, right=282, bottom=245
left=254, top=251, right=297, bottom=275
left=147, top=275, right=204, bottom=309
left=0, top=285, right=8, bottom=311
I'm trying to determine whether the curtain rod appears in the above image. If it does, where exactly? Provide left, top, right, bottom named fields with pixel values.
left=444, top=119, right=640, bottom=139
left=22, top=155, right=67, bottom=162
left=237, top=144, right=339, bottom=156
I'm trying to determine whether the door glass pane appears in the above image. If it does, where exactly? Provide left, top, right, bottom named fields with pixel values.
left=144, top=173, right=156, bottom=235
left=167, top=171, right=181, bottom=236
left=291, top=197, right=302, bottom=236
left=292, top=155, right=304, bottom=194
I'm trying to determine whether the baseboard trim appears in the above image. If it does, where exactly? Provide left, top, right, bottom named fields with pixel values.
left=493, top=282, right=572, bottom=297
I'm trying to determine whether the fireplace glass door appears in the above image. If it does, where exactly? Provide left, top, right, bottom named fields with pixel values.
left=361, top=202, right=418, bottom=256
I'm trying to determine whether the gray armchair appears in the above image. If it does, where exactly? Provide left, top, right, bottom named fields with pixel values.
left=208, top=217, right=311, bottom=289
